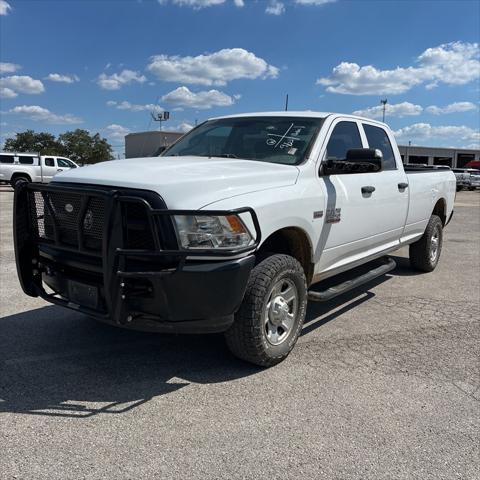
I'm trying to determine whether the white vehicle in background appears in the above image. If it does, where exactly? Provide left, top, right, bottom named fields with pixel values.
left=0, top=152, right=78, bottom=187
left=452, top=168, right=471, bottom=190
left=452, top=168, right=480, bottom=191
left=465, top=169, right=480, bottom=189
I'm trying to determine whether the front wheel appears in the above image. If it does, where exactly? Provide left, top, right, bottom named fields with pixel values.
left=409, top=214, right=443, bottom=272
left=225, top=254, right=307, bottom=367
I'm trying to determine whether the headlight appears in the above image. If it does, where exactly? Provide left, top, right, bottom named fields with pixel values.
left=173, top=214, right=253, bottom=249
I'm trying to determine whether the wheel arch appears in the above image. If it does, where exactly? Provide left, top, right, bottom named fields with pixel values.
left=432, top=198, right=447, bottom=226
left=257, top=226, right=314, bottom=284
left=11, top=172, right=32, bottom=183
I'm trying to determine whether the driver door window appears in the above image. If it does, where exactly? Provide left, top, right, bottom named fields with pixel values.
left=57, top=158, right=71, bottom=168
left=326, top=121, right=363, bottom=161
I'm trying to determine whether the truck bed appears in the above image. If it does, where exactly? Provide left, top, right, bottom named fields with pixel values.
left=404, top=165, right=451, bottom=172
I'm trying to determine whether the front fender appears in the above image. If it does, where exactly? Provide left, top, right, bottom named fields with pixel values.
left=201, top=184, right=322, bottom=255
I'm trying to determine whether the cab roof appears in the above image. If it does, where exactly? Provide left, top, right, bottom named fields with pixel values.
left=209, top=111, right=389, bottom=128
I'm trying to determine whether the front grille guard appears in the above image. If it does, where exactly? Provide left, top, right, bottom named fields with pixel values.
left=14, top=182, right=261, bottom=320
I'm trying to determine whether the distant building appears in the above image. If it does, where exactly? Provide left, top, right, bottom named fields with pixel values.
left=125, top=131, right=184, bottom=158
left=398, top=145, right=480, bottom=168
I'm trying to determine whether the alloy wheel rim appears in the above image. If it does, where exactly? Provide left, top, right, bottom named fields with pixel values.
left=430, top=227, right=440, bottom=263
left=264, top=278, right=298, bottom=346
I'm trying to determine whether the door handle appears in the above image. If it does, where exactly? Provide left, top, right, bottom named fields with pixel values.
left=57, top=169, right=63, bottom=172
left=398, top=182, right=408, bottom=190
left=361, top=186, right=376, bottom=194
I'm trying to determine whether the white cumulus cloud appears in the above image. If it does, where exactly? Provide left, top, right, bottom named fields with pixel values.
left=170, top=0, right=224, bottom=6
left=295, top=0, right=337, bottom=4
left=175, top=122, right=195, bottom=133
left=267, top=0, right=335, bottom=14
left=0, top=0, right=11, bottom=15
left=317, top=41, right=480, bottom=95
left=97, top=69, right=147, bottom=90
left=147, top=48, right=278, bottom=86
left=266, top=0, right=285, bottom=15
left=0, top=62, right=20, bottom=74
left=0, top=87, right=17, bottom=98
left=425, top=101, right=478, bottom=115
left=104, top=124, right=131, bottom=141
left=158, top=0, right=244, bottom=8
left=353, top=102, right=423, bottom=120
left=45, top=73, right=79, bottom=83
left=161, top=86, right=236, bottom=109
left=0, top=75, right=45, bottom=96
left=7, top=105, right=83, bottom=124
left=394, top=123, right=480, bottom=148
left=107, top=100, right=162, bottom=112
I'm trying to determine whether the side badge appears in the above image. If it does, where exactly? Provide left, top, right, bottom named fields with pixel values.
left=313, top=211, right=324, bottom=219
left=326, top=208, right=341, bottom=224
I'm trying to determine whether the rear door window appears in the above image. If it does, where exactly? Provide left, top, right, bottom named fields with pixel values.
left=44, top=157, right=55, bottom=167
left=363, top=124, right=397, bottom=170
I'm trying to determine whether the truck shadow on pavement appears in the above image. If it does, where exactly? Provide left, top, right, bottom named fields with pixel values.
left=0, top=269, right=398, bottom=419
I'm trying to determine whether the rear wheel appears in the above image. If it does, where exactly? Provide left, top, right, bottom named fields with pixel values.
left=11, top=175, right=30, bottom=188
left=409, top=214, right=443, bottom=272
left=225, top=254, right=307, bottom=367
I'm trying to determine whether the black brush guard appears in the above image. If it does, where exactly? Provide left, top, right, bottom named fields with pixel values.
left=14, top=182, right=261, bottom=330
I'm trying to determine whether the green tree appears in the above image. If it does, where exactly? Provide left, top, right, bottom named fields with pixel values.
left=2, top=129, right=115, bottom=165
left=3, top=130, right=64, bottom=155
left=58, top=129, right=114, bottom=165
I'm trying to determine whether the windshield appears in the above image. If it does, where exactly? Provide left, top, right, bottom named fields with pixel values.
left=162, top=116, right=323, bottom=165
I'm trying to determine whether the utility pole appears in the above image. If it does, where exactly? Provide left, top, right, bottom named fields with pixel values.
left=380, top=99, right=388, bottom=123
left=405, top=140, right=411, bottom=164
left=285, top=94, right=289, bottom=112
left=151, top=111, right=170, bottom=131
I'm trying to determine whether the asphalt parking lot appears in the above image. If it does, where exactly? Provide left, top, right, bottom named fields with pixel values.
left=0, top=186, right=479, bottom=479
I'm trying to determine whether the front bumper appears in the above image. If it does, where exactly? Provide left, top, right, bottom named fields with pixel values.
left=14, top=182, right=260, bottom=333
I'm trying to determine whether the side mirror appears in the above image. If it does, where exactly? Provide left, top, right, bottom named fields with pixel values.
left=346, top=148, right=383, bottom=172
left=323, top=148, right=383, bottom=175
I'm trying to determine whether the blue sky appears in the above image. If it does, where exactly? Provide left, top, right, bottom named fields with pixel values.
left=1, top=0, right=479, bottom=157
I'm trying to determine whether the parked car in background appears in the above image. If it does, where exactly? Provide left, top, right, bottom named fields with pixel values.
left=464, top=160, right=480, bottom=169
left=466, top=169, right=480, bottom=189
left=0, top=152, right=78, bottom=187
left=452, top=168, right=472, bottom=191
left=452, top=168, right=480, bottom=191
left=14, top=112, right=456, bottom=366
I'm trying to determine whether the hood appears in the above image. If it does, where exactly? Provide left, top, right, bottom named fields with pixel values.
left=54, top=156, right=299, bottom=209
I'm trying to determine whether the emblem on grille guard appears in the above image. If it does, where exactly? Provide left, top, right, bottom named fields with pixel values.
left=65, top=203, right=74, bottom=213
left=83, top=210, right=94, bottom=230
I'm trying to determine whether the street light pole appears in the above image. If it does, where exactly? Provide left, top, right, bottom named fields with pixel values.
left=405, top=140, right=411, bottom=164
left=380, top=99, right=388, bottom=123
left=151, top=111, right=170, bottom=131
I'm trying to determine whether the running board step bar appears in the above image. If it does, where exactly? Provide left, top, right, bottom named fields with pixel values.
left=308, top=258, right=397, bottom=302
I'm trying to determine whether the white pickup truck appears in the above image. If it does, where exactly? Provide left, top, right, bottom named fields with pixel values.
left=0, top=152, right=78, bottom=187
left=14, top=112, right=456, bottom=366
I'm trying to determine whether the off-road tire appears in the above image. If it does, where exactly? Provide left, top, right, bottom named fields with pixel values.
left=409, top=214, right=443, bottom=272
left=225, top=254, right=307, bottom=367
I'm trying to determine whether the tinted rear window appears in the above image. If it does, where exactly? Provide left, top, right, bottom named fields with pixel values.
left=0, top=154, right=15, bottom=164
left=18, top=156, right=35, bottom=164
